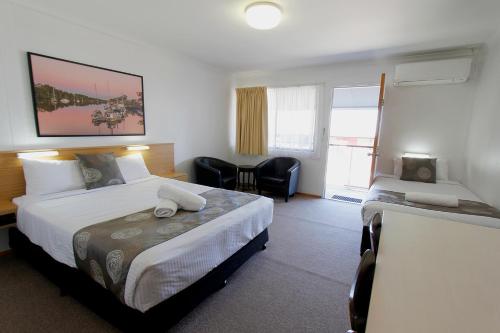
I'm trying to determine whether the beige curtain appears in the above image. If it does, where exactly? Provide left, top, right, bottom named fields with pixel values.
left=236, top=87, right=268, bottom=155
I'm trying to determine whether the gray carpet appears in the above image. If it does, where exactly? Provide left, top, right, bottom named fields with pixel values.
left=0, top=195, right=362, bottom=333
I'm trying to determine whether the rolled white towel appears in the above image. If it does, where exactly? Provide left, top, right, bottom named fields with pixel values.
left=405, top=192, right=459, bottom=208
left=157, top=183, right=206, bottom=211
left=154, top=199, right=178, bottom=218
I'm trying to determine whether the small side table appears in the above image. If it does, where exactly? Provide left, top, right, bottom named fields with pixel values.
left=0, top=200, right=17, bottom=230
left=237, top=165, right=256, bottom=192
left=165, top=172, right=189, bottom=182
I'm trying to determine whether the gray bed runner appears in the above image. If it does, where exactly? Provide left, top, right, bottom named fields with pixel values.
left=363, top=189, right=500, bottom=219
left=73, top=189, right=259, bottom=303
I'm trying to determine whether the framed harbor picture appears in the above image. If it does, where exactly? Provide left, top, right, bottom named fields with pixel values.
left=27, top=52, right=145, bottom=137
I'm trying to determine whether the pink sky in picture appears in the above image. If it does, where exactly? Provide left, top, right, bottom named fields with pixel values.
left=37, top=105, right=144, bottom=135
left=30, top=54, right=142, bottom=99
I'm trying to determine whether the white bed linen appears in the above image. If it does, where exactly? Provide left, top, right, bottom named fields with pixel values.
left=362, top=175, right=500, bottom=228
left=13, top=176, right=273, bottom=312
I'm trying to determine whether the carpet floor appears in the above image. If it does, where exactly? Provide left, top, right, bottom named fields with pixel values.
left=0, top=194, right=362, bottom=333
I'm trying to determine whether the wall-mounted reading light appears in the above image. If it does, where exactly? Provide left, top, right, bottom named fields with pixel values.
left=403, top=152, right=431, bottom=158
left=126, top=145, right=150, bottom=151
left=17, top=150, right=59, bottom=159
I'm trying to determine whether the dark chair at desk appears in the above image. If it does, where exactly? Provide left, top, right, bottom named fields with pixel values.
left=254, top=157, right=300, bottom=202
left=194, top=157, right=238, bottom=190
left=369, top=213, right=382, bottom=255
left=349, top=249, right=376, bottom=333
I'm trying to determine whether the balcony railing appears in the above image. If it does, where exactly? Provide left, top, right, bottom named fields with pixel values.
left=326, top=137, right=374, bottom=190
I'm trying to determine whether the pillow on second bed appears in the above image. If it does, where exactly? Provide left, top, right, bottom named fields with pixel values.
left=400, top=157, right=437, bottom=183
left=394, top=157, right=448, bottom=181
left=75, top=153, right=125, bottom=190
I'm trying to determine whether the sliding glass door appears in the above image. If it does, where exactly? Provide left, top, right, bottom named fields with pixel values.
left=324, top=75, right=385, bottom=200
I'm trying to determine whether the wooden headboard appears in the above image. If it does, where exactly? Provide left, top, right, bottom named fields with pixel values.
left=0, top=143, right=174, bottom=212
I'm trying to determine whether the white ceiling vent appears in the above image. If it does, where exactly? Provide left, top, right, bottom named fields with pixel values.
left=394, top=58, right=472, bottom=86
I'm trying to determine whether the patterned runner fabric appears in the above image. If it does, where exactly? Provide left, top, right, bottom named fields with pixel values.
left=363, top=189, right=500, bottom=219
left=73, top=189, right=259, bottom=302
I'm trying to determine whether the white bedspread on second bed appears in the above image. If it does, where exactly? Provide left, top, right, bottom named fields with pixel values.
left=13, top=176, right=273, bottom=312
left=362, top=175, right=500, bottom=229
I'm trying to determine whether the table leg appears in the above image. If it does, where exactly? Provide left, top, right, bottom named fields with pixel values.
left=246, top=171, right=250, bottom=191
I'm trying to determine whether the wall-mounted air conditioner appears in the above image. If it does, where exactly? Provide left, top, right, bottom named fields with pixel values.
left=393, top=58, right=472, bottom=86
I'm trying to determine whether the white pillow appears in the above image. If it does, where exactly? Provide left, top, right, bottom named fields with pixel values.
left=22, top=159, right=86, bottom=195
left=116, top=154, right=151, bottom=182
left=436, top=159, right=449, bottom=181
left=393, top=158, right=403, bottom=178
left=393, top=157, right=449, bottom=181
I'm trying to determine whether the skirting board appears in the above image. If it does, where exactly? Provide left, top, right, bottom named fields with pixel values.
left=296, top=192, right=322, bottom=198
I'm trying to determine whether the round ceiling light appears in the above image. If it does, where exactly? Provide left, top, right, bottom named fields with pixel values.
left=245, top=2, right=282, bottom=30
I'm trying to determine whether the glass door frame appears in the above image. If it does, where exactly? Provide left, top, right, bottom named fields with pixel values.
left=321, top=82, right=382, bottom=199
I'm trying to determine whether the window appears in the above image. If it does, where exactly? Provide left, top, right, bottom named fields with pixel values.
left=267, top=85, right=320, bottom=153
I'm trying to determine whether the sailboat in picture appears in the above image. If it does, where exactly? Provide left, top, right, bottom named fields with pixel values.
left=50, top=87, right=57, bottom=106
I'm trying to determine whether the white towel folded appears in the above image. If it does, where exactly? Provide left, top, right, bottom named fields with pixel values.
left=405, top=192, right=459, bottom=208
left=154, top=198, right=178, bottom=218
left=157, top=183, right=206, bottom=211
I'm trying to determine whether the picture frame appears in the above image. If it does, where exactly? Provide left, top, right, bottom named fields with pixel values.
left=27, top=52, right=145, bottom=137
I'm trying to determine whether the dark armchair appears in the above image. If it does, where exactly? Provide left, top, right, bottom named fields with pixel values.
left=194, top=157, right=238, bottom=190
left=255, top=157, right=301, bottom=202
left=349, top=250, right=376, bottom=333
left=369, top=213, right=382, bottom=256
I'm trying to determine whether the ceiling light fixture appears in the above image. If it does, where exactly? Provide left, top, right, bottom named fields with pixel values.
left=245, top=2, right=282, bottom=30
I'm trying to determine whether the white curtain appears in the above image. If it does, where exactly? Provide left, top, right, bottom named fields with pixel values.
left=267, top=85, right=320, bottom=155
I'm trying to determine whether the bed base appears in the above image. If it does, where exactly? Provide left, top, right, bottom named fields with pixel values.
left=9, top=227, right=269, bottom=332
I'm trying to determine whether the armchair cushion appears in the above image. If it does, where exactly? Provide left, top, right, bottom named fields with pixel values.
left=222, top=176, right=237, bottom=186
left=260, top=176, right=286, bottom=185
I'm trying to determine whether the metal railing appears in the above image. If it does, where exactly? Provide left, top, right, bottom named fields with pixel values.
left=329, top=143, right=373, bottom=149
left=326, top=141, right=373, bottom=189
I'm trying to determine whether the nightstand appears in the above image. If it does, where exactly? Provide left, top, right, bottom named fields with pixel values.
left=166, top=172, right=189, bottom=182
left=0, top=200, right=16, bottom=229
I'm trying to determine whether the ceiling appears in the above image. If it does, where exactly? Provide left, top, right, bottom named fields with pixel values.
left=11, top=0, right=500, bottom=71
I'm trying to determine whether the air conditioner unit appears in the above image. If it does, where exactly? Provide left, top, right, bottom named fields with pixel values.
left=393, top=58, right=472, bottom=86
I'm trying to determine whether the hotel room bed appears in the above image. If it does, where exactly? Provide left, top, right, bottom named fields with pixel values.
left=10, top=175, right=273, bottom=330
left=360, top=174, right=500, bottom=254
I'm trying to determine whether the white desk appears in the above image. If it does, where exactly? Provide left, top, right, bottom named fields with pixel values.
left=366, top=210, right=500, bottom=333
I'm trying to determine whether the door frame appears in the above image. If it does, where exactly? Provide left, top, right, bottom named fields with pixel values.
left=369, top=73, right=386, bottom=186
left=321, top=81, right=384, bottom=199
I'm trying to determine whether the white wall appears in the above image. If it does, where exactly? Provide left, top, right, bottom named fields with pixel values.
left=464, top=33, right=500, bottom=208
left=230, top=56, right=478, bottom=196
left=0, top=2, right=231, bottom=250
left=0, top=1, right=231, bottom=172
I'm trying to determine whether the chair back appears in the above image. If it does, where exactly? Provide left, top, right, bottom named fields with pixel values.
left=269, top=157, right=300, bottom=177
left=194, top=157, right=226, bottom=170
left=369, top=213, right=382, bottom=255
left=195, top=157, right=215, bottom=168
left=194, top=157, right=237, bottom=189
left=349, top=249, right=376, bottom=333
